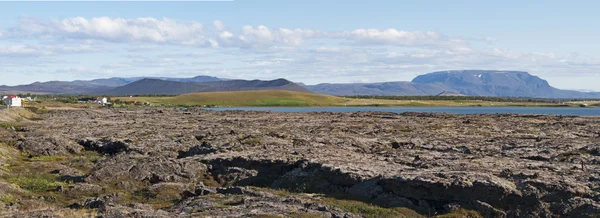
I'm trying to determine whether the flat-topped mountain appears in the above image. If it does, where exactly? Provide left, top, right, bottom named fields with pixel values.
left=411, top=70, right=557, bottom=97
left=306, top=70, right=600, bottom=98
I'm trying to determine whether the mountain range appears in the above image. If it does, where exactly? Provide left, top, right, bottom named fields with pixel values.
left=102, top=78, right=309, bottom=95
left=1, top=70, right=599, bottom=98
left=0, top=76, right=224, bottom=94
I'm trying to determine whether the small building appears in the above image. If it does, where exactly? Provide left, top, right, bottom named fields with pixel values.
left=91, top=97, right=108, bottom=105
left=3, top=96, right=22, bottom=108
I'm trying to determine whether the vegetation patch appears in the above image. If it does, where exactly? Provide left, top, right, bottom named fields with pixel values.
left=436, top=209, right=482, bottom=218
left=319, top=198, right=422, bottom=218
left=218, top=195, right=246, bottom=206
left=287, top=212, right=326, bottom=218
left=251, top=214, right=283, bottom=218
left=7, top=174, right=68, bottom=193
left=25, top=106, right=51, bottom=114
left=0, top=193, right=17, bottom=204
left=117, top=90, right=347, bottom=107
left=257, top=98, right=310, bottom=106
left=240, top=136, right=262, bottom=146
left=0, top=122, right=22, bottom=130
left=30, top=156, right=66, bottom=162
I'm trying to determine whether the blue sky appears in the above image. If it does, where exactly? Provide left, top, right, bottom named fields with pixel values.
left=0, top=0, right=599, bottom=90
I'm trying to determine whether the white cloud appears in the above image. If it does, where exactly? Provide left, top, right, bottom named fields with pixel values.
left=0, top=44, right=100, bottom=57
left=213, top=20, right=225, bottom=31
left=234, top=25, right=321, bottom=47
left=11, top=16, right=204, bottom=44
left=208, top=39, right=219, bottom=48
left=333, top=29, right=469, bottom=49
left=219, top=31, right=233, bottom=39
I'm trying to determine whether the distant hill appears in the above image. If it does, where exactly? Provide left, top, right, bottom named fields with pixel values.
left=102, top=78, right=311, bottom=95
left=306, top=70, right=600, bottom=98
left=74, top=75, right=223, bottom=88
left=0, top=81, right=111, bottom=95
left=136, top=90, right=346, bottom=106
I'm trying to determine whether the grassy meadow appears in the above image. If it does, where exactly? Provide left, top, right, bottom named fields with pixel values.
left=111, top=90, right=589, bottom=107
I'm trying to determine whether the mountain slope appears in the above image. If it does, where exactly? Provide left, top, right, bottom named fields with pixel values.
left=307, top=82, right=448, bottom=96
left=102, top=78, right=311, bottom=95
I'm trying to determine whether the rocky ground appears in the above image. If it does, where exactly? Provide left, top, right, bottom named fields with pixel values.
left=1, top=107, right=599, bottom=217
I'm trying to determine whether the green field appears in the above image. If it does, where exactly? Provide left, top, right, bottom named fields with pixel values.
left=111, top=90, right=592, bottom=107
left=114, top=90, right=347, bottom=107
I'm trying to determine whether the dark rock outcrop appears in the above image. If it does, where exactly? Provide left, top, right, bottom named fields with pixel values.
left=77, top=138, right=130, bottom=155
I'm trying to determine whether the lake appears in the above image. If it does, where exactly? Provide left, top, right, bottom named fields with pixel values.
left=208, top=106, right=600, bottom=116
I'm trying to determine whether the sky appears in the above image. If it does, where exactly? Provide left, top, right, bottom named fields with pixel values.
left=0, top=0, right=599, bottom=91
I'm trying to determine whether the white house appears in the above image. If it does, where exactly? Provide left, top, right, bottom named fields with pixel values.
left=4, top=96, right=22, bottom=108
left=92, top=97, right=108, bottom=105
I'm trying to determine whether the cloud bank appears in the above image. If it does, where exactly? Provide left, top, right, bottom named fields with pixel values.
left=7, top=16, right=467, bottom=49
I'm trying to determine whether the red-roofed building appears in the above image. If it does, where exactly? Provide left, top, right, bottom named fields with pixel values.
left=3, top=95, right=22, bottom=107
